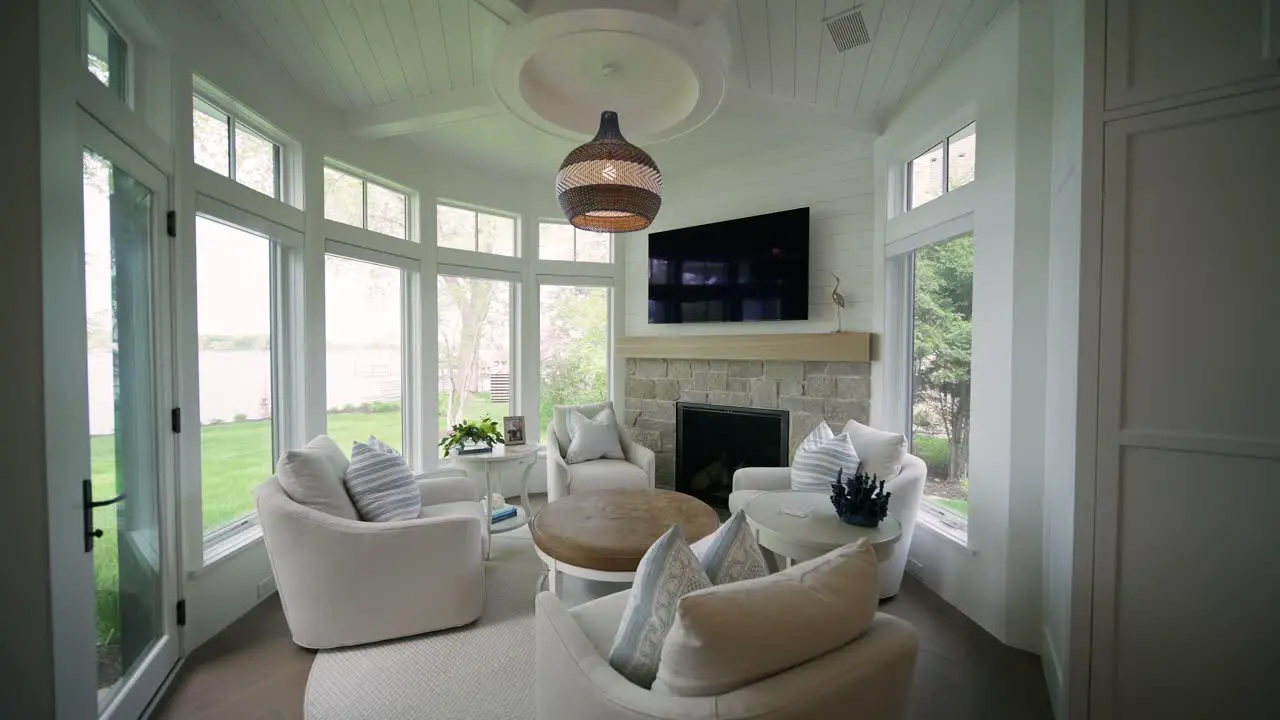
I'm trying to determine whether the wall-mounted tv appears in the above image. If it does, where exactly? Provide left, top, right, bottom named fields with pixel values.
left=647, top=207, right=810, bottom=324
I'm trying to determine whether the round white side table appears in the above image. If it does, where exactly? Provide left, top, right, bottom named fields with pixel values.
left=743, top=490, right=901, bottom=564
left=448, top=443, right=541, bottom=560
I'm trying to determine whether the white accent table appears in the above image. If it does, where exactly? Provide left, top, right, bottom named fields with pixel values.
left=448, top=443, right=541, bottom=560
left=743, top=491, right=902, bottom=564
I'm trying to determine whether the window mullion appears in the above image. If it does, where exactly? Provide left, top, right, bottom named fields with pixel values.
left=228, top=118, right=238, bottom=183
left=942, top=138, right=950, bottom=196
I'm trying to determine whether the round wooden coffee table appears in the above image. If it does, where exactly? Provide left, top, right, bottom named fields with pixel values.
left=531, top=488, right=720, bottom=594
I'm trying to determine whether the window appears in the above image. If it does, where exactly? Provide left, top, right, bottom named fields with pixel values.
left=323, top=166, right=409, bottom=240
left=194, top=215, right=277, bottom=535
left=908, top=233, right=973, bottom=534
left=86, top=4, right=127, bottom=100
left=325, top=253, right=407, bottom=452
left=906, top=122, right=976, bottom=210
left=193, top=94, right=282, bottom=199
left=539, top=285, right=610, bottom=431
left=437, top=204, right=516, bottom=256
left=538, top=222, right=612, bottom=262
left=437, top=274, right=514, bottom=437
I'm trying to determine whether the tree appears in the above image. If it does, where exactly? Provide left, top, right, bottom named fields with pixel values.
left=539, top=286, right=608, bottom=428
left=912, top=234, right=973, bottom=484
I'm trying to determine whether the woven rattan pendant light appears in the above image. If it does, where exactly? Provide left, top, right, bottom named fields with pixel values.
left=556, top=111, right=662, bottom=233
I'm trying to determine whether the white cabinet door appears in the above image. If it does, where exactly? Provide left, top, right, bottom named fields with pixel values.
left=1092, top=88, right=1280, bottom=719
left=1106, top=0, right=1280, bottom=109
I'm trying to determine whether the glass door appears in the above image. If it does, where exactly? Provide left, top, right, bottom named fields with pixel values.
left=80, top=115, right=179, bottom=719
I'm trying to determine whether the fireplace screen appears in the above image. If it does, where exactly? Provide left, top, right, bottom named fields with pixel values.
left=675, top=402, right=789, bottom=508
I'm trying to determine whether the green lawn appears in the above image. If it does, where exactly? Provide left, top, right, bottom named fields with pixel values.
left=926, top=496, right=970, bottom=517
left=90, top=397, right=516, bottom=645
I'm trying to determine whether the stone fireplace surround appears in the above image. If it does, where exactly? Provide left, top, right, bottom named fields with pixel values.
left=623, top=358, right=871, bottom=490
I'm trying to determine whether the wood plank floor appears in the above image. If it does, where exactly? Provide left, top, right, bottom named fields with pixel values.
left=154, top=510, right=1051, bottom=719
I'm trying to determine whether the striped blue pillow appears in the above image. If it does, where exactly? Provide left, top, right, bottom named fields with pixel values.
left=790, top=423, right=861, bottom=493
left=344, top=441, right=421, bottom=522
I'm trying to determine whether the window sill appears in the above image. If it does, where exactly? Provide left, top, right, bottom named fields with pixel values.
left=198, top=523, right=264, bottom=574
left=917, top=504, right=969, bottom=548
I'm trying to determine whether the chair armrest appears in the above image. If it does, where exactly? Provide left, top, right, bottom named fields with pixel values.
left=414, top=472, right=479, bottom=505
left=620, top=435, right=656, bottom=485
left=546, top=426, right=572, bottom=501
left=732, top=467, right=791, bottom=492
left=536, top=592, right=715, bottom=719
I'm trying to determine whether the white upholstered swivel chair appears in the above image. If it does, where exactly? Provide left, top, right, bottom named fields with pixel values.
left=546, top=401, right=655, bottom=502
left=730, top=429, right=927, bottom=599
left=255, top=469, right=487, bottom=649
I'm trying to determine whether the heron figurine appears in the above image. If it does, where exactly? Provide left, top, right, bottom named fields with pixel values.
left=831, top=273, right=846, bottom=332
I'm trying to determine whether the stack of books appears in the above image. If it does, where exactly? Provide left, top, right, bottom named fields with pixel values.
left=491, top=505, right=518, bottom=524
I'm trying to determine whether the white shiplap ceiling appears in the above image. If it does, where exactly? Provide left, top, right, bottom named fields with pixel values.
left=195, top=1, right=1013, bottom=174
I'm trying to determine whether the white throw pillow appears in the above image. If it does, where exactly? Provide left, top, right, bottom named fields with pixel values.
left=608, top=525, right=713, bottom=688
left=842, top=419, right=907, bottom=479
left=275, top=435, right=358, bottom=520
left=690, top=511, right=769, bottom=585
left=343, top=441, right=421, bottom=522
left=552, top=401, right=613, bottom=458
left=790, top=422, right=861, bottom=493
left=565, top=407, right=626, bottom=465
left=653, top=539, right=880, bottom=697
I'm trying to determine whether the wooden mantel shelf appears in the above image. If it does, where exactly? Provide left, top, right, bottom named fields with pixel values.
left=616, top=332, right=874, bottom=362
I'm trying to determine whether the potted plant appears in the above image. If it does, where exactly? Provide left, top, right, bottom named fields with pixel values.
left=830, top=468, right=892, bottom=528
left=439, top=415, right=505, bottom=457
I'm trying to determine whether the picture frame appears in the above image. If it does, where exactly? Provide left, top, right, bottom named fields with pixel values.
left=503, top=416, right=527, bottom=446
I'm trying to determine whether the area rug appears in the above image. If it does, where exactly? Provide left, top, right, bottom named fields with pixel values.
left=304, top=532, right=543, bottom=720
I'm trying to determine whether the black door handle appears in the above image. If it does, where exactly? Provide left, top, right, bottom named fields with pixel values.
left=83, top=479, right=126, bottom=552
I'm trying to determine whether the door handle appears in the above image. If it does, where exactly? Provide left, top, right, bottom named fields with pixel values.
left=83, top=478, right=127, bottom=552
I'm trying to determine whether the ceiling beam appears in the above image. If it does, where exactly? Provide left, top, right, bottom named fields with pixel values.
left=347, top=85, right=505, bottom=138
left=473, top=0, right=528, bottom=26
left=677, top=0, right=733, bottom=27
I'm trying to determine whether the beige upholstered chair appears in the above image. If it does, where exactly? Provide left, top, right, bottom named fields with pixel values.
left=255, top=470, right=486, bottom=649
left=535, top=589, right=918, bottom=720
left=546, top=402, right=655, bottom=502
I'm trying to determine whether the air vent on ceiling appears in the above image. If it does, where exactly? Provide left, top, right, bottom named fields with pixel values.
left=825, top=7, right=871, bottom=52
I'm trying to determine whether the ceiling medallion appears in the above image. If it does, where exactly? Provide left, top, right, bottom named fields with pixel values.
left=556, top=111, right=662, bottom=233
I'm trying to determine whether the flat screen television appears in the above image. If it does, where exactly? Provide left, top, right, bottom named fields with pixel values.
left=647, top=207, right=810, bottom=324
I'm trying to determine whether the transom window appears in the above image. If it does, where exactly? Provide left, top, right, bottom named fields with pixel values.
left=906, top=122, right=976, bottom=211
left=193, top=93, right=283, bottom=200
left=323, top=166, right=410, bottom=241
left=437, top=204, right=516, bottom=256
left=538, top=222, right=612, bottom=262
left=85, top=4, right=127, bottom=101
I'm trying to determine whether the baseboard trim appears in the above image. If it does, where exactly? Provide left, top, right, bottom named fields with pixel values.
left=1041, top=624, right=1065, bottom=720
left=140, top=655, right=186, bottom=720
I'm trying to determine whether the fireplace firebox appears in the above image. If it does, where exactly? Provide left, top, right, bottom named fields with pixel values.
left=675, top=402, right=789, bottom=508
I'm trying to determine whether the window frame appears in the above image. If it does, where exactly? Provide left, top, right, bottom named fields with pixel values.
left=323, top=162, right=414, bottom=242
left=84, top=1, right=130, bottom=103
left=904, top=122, right=976, bottom=212
left=436, top=202, right=521, bottom=258
left=536, top=275, right=615, bottom=431
left=192, top=79, right=292, bottom=204
left=323, top=241, right=421, bottom=465
left=187, top=199, right=303, bottom=560
left=536, top=220, right=614, bottom=264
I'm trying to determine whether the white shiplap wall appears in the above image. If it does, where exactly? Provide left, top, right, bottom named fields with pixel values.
left=622, top=139, right=875, bottom=336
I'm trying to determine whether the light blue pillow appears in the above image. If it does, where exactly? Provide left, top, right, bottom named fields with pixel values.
left=344, top=441, right=420, bottom=522
left=694, top=511, right=770, bottom=585
left=790, top=423, right=861, bottom=493
left=608, top=526, right=712, bottom=688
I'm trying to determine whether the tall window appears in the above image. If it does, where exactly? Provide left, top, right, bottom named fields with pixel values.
left=437, top=275, right=514, bottom=437
left=325, top=253, right=407, bottom=452
left=193, top=93, right=282, bottom=200
left=906, top=122, right=976, bottom=210
left=194, top=215, right=277, bottom=534
left=437, top=204, right=516, bottom=256
left=86, top=4, right=127, bottom=100
left=323, top=165, right=409, bottom=240
left=538, top=222, right=611, bottom=262
left=539, top=285, right=610, bottom=431
left=908, top=233, right=974, bottom=531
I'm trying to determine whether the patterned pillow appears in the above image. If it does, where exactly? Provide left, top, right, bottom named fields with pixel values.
left=565, top=407, right=626, bottom=465
left=791, top=423, right=861, bottom=493
left=367, top=435, right=403, bottom=462
left=608, top=525, right=713, bottom=688
left=691, top=511, right=769, bottom=585
left=343, top=441, right=421, bottom=522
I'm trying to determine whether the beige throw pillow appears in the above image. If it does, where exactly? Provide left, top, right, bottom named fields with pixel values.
left=653, top=539, right=879, bottom=697
left=275, top=435, right=358, bottom=520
